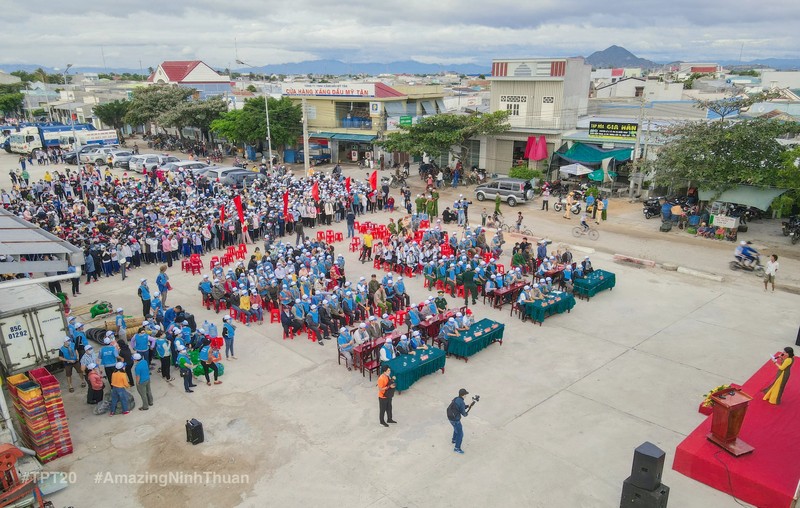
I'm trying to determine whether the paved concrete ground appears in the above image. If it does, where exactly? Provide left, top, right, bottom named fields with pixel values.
left=2, top=148, right=795, bottom=508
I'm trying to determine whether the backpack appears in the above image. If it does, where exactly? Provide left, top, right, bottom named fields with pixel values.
left=446, top=397, right=460, bottom=421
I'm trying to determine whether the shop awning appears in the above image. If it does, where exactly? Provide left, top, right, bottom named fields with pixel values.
left=313, top=132, right=338, bottom=139
left=435, top=99, right=447, bottom=113
left=421, top=100, right=435, bottom=115
left=331, top=133, right=377, bottom=142
left=384, top=102, right=407, bottom=116
left=698, top=185, right=787, bottom=211
left=555, top=142, right=632, bottom=165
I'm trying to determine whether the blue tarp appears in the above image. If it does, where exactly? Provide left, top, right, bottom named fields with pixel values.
left=555, top=142, right=632, bottom=165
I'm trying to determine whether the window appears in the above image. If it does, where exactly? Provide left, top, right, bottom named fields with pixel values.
left=541, top=96, right=555, bottom=121
left=635, top=87, right=644, bottom=98
left=499, top=95, right=527, bottom=120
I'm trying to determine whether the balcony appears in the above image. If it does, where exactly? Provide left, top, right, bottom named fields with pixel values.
left=340, top=117, right=373, bottom=129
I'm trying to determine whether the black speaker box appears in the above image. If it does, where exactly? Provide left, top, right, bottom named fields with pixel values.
left=186, top=418, right=204, bottom=445
left=630, top=441, right=665, bottom=490
left=620, top=477, right=670, bottom=508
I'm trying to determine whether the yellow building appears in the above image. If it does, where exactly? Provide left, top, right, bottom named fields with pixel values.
left=284, top=82, right=446, bottom=164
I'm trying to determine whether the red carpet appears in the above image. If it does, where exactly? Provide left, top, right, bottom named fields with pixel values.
left=673, top=359, right=799, bottom=508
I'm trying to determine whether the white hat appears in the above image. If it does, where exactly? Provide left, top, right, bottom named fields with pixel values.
left=85, top=345, right=93, bottom=350
left=177, top=345, right=186, bottom=352
left=63, top=337, right=71, bottom=343
left=103, top=337, right=111, bottom=345
left=133, top=353, right=142, bottom=360
left=382, top=313, right=389, bottom=319
left=524, top=285, right=530, bottom=290
left=140, top=278, right=147, bottom=282
left=456, top=312, right=462, bottom=317
left=153, top=291, right=160, bottom=297
left=106, top=330, right=115, bottom=337
left=360, top=323, right=367, bottom=328
left=401, top=334, right=408, bottom=341
left=142, top=321, right=149, bottom=326
left=116, top=307, right=123, bottom=312
left=198, top=328, right=206, bottom=334
left=223, top=316, right=231, bottom=321
left=340, top=327, right=347, bottom=333
left=412, top=330, right=420, bottom=337
left=369, top=316, right=377, bottom=321
left=448, top=317, right=455, bottom=323
left=68, top=316, right=76, bottom=322
left=115, top=362, right=124, bottom=369
left=203, top=274, right=209, bottom=279
left=311, top=304, right=317, bottom=310
left=75, top=322, right=84, bottom=328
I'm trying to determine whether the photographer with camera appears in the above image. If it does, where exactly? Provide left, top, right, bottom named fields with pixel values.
left=378, top=365, right=397, bottom=427
left=447, top=388, right=479, bottom=454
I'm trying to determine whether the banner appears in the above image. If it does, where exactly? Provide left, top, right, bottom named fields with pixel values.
left=588, top=121, right=638, bottom=140
left=233, top=195, right=246, bottom=232
left=282, top=190, right=289, bottom=217
left=219, top=205, right=225, bottom=223
left=345, top=177, right=351, bottom=193
left=369, top=171, right=377, bottom=191
left=311, top=181, right=320, bottom=201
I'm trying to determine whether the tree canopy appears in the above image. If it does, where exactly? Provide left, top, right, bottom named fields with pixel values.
left=694, top=91, right=781, bottom=121
left=159, top=97, right=228, bottom=141
left=210, top=96, right=302, bottom=153
left=0, top=84, right=24, bottom=116
left=93, top=100, right=130, bottom=136
left=125, top=85, right=194, bottom=132
left=380, top=111, right=510, bottom=164
left=652, top=118, right=800, bottom=191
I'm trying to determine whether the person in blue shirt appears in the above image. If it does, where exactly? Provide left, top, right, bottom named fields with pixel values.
left=198, top=339, right=222, bottom=385
left=132, top=328, right=150, bottom=362
left=151, top=292, right=163, bottom=323
left=337, top=327, right=355, bottom=370
left=379, top=340, right=396, bottom=363
left=163, top=305, right=176, bottom=335
left=72, top=322, right=89, bottom=360
left=155, top=335, right=173, bottom=382
left=395, top=277, right=410, bottom=308
left=133, top=353, right=153, bottom=410
left=222, top=316, right=237, bottom=360
left=447, top=388, right=471, bottom=454
left=156, top=265, right=170, bottom=305
left=410, top=330, right=427, bottom=351
left=115, top=308, right=127, bottom=340
left=198, top=275, right=212, bottom=307
left=99, top=335, right=120, bottom=382
left=138, top=279, right=152, bottom=317
left=59, top=338, right=79, bottom=392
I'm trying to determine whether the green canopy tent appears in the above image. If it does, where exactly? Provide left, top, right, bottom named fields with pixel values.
left=554, top=142, right=632, bottom=165
left=697, top=186, right=787, bottom=211
left=588, top=169, right=618, bottom=182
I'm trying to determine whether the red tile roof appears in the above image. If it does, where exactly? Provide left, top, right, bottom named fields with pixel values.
left=374, top=83, right=405, bottom=98
left=151, top=61, right=203, bottom=83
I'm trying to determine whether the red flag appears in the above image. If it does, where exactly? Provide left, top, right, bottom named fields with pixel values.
left=311, top=181, right=320, bottom=201
left=282, top=190, right=289, bottom=216
left=345, top=177, right=351, bottom=193
left=233, top=195, right=246, bottom=231
left=219, top=205, right=225, bottom=223
left=369, top=171, right=377, bottom=191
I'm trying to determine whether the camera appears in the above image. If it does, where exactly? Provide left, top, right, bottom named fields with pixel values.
left=472, top=395, right=480, bottom=402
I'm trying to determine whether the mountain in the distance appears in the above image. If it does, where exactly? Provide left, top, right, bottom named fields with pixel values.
left=585, top=45, right=659, bottom=69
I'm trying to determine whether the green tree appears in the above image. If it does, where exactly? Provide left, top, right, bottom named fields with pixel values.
left=93, top=100, right=130, bottom=141
left=210, top=96, right=301, bottom=154
left=380, top=111, right=510, bottom=164
left=160, top=97, right=227, bottom=141
left=694, top=91, right=781, bottom=122
left=246, top=84, right=257, bottom=93
left=125, top=85, right=194, bottom=133
left=653, top=118, right=800, bottom=192
left=0, top=83, right=24, bottom=116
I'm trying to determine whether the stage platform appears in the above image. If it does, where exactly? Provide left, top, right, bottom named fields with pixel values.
left=673, top=359, right=799, bottom=508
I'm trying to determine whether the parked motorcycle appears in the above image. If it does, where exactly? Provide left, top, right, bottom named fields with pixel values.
left=642, top=197, right=663, bottom=219
left=729, top=255, right=765, bottom=277
left=782, top=216, right=800, bottom=237
left=553, top=200, right=582, bottom=215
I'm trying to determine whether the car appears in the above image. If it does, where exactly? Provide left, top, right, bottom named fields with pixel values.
left=111, top=151, right=134, bottom=169
left=473, top=177, right=535, bottom=207
left=129, top=154, right=181, bottom=173
left=80, top=146, right=121, bottom=165
left=161, top=161, right=209, bottom=174
left=63, top=145, right=98, bottom=164
left=219, top=169, right=265, bottom=188
left=203, top=166, right=248, bottom=181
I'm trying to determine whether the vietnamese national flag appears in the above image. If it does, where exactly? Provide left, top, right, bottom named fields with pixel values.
left=369, top=171, right=377, bottom=191
left=345, top=177, right=351, bottom=193
left=282, top=190, right=289, bottom=216
left=233, top=195, right=246, bottom=231
left=311, top=181, right=320, bottom=201
left=219, top=205, right=225, bottom=223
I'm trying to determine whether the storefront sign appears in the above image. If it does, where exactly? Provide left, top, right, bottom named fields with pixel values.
left=589, top=121, right=638, bottom=139
left=283, top=83, right=376, bottom=97
left=399, top=116, right=413, bottom=127
left=710, top=214, right=739, bottom=229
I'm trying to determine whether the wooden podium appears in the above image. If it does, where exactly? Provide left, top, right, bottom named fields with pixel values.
left=706, top=388, right=754, bottom=456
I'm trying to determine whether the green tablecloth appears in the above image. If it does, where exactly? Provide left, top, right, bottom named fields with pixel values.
left=573, top=270, right=616, bottom=298
left=447, top=318, right=504, bottom=358
left=385, top=347, right=446, bottom=392
left=523, top=292, right=576, bottom=323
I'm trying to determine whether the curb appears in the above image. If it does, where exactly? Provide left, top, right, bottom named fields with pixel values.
left=613, top=254, right=656, bottom=267
left=676, top=266, right=724, bottom=282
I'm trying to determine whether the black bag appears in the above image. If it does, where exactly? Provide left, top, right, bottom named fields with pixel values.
left=179, top=366, right=190, bottom=378
left=446, top=397, right=459, bottom=421
left=186, top=418, right=204, bottom=445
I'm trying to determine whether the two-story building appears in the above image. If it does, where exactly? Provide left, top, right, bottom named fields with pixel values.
left=148, top=60, right=232, bottom=98
left=283, top=82, right=447, bottom=164
left=483, top=57, right=592, bottom=176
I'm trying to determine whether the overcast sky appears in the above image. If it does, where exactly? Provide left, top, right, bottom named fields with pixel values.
left=2, top=0, right=798, bottom=70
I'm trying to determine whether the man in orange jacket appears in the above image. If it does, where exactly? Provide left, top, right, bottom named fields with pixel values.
left=378, top=365, right=397, bottom=427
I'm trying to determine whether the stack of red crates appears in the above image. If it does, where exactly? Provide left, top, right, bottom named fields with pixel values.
left=6, top=374, right=57, bottom=463
left=28, top=368, right=73, bottom=458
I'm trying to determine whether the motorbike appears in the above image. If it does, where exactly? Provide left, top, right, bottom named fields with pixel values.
left=642, top=197, right=663, bottom=219
left=781, top=216, right=800, bottom=237
left=729, top=254, right=765, bottom=276
left=380, top=174, right=406, bottom=189
left=790, top=223, right=800, bottom=245
left=553, top=200, right=582, bottom=215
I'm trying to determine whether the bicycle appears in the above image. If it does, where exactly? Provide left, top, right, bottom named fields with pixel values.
left=509, top=224, right=534, bottom=236
left=572, top=225, right=600, bottom=240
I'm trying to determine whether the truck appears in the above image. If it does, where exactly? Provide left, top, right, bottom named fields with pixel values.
left=0, top=285, right=68, bottom=376
left=296, top=143, right=332, bottom=165
left=57, top=129, right=118, bottom=151
left=6, top=123, right=96, bottom=155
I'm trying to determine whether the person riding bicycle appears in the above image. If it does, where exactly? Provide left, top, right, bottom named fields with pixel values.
left=580, top=211, right=590, bottom=232
left=735, top=241, right=759, bottom=267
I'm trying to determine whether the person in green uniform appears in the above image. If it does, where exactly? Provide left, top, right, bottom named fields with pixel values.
left=494, top=194, right=502, bottom=216
left=426, top=194, right=436, bottom=218
left=431, top=190, right=440, bottom=217
left=415, top=194, right=426, bottom=214
left=461, top=265, right=478, bottom=306
left=434, top=290, right=448, bottom=313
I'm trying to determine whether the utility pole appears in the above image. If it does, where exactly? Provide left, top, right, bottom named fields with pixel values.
left=236, top=59, right=272, bottom=166
left=628, top=96, right=645, bottom=200
left=302, top=97, right=311, bottom=176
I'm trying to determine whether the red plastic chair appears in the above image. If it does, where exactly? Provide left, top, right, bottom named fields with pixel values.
left=181, top=258, right=191, bottom=273
left=350, top=238, right=361, bottom=252
left=373, top=258, right=382, bottom=269
left=226, top=245, right=237, bottom=257
left=420, top=219, right=430, bottom=229
left=283, top=326, right=295, bottom=340
left=236, top=243, right=247, bottom=260
left=269, top=308, right=280, bottom=324
left=190, top=259, right=202, bottom=275
left=210, top=256, right=220, bottom=269
left=334, top=232, right=343, bottom=242
left=316, top=230, right=326, bottom=242
left=497, top=264, right=505, bottom=274
left=220, top=253, right=233, bottom=267
left=405, top=265, right=414, bottom=278
left=353, top=221, right=361, bottom=231
left=326, top=230, right=335, bottom=244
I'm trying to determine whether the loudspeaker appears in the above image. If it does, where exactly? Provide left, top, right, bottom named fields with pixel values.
left=630, top=442, right=665, bottom=490
left=620, top=477, right=669, bottom=508
left=186, top=418, right=204, bottom=445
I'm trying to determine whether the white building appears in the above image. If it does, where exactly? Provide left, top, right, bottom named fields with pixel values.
left=594, top=78, right=684, bottom=101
